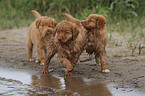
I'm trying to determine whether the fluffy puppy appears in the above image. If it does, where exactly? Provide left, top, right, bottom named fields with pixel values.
left=63, top=13, right=110, bottom=72
left=42, top=20, right=89, bottom=76
left=27, top=10, right=57, bottom=63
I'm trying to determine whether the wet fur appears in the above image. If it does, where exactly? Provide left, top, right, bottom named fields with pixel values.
left=42, top=20, right=89, bottom=76
left=63, top=13, right=110, bottom=72
left=27, top=10, right=57, bottom=63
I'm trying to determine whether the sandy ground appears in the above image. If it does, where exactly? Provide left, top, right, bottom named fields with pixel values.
left=0, top=27, right=145, bottom=91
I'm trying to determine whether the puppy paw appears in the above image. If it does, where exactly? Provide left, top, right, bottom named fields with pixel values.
left=42, top=70, right=48, bottom=74
left=35, top=59, right=39, bottom=63
left=64, top=68, right=74, bottom=77
left=28, top=58, right=34, bottom=62
left=64, top=72, right=72, bottom=77
left=97, top=63, right=101, bottom=66
left=68, top=68, right=74, bottom=72
left=40, top=63, right=44, bottom=65
left=102, top=69, right=110, bottom=73
left=29, top=59, right=34, bottom=61
left=40, top=60, right=45, bottom=65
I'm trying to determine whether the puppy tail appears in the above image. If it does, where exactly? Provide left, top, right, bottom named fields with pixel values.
left=62, top=13, right=81, bottom=27
left=31, top=10, right=41, bottom=19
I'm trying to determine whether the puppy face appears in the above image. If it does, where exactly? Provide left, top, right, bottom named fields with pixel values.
left=41, top=27, right=54, bottom=39
left=81, top=14, right=106, bottom=30
left=54, top=20, right=79, bottom=43
left=36, top=16, right=57, bottom=32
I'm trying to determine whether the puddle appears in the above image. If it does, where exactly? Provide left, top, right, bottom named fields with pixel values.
left=107, top=83, right=145, bottom=96
left=0, top=67, right=144, bottom=96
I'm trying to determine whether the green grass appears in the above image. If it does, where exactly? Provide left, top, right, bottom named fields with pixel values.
left=0, top=0, right=145, bottom=55
left=0, top=0, right=144, bottom=29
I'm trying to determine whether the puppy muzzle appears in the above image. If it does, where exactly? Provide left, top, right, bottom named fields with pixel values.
left=80, top=20, right=85, bottom=28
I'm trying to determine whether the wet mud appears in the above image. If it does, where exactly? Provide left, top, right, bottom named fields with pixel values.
left=0, top=27, right=145, bottom=95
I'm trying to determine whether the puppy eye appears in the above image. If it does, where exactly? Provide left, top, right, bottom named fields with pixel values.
left=89, top=19, right=92, bottom=22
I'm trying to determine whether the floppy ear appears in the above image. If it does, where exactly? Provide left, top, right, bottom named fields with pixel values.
left=35, top=19, right=41, bottom=28
left=53, top=27, right=58, bottom=37
left=41, top=27, right=54, bottom=39
left=96, top=15, right=107, bottom=29
left=72, top=24, right=79, bottom=40
left=53, top=23, right=60, bottom=37
left=52, top=22, right=57, bottom=28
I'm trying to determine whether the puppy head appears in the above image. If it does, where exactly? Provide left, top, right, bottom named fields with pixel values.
left=36, top=16, right=57, bottom=32
left=81, top=14, right=107, bottom=30
left=54, top=20, right=79, bottom=43
left=41, top=27, right=54, bottom=39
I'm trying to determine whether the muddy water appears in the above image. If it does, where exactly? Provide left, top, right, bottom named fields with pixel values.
left=0, top=68, right=144, bottom=96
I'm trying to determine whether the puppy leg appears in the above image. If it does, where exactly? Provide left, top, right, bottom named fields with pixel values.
left=100, top=52, right=110, bottom=73
left=27, top=39, right=34, bottom=61
left=36, top=46, right=45, bottom=63
left=40, top=48, right=47, bottom=65
left=59, top=58, right=74, bottom=76
left=42, top=49, right=56, bottom=74
left=95, top=54, right=101, bottom=66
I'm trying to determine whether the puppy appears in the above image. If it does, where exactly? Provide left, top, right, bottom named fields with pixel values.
left=27, top=10, right=57, bottom=63
left=42, top=20, right=90, bottom=76
left=63, top=13, right=110, bottom=72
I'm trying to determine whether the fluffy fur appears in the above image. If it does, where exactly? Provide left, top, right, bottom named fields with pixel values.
left=63, top=13, right=110, bottom=72
left=27, top=10, right=57, bottom=63
left=42, top=20, right=89, bottom=76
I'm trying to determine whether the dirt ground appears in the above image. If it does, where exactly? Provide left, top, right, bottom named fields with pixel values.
left=0, top=27, right=145, bottom=91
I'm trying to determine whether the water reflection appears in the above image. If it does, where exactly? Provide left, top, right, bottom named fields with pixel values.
left=31, top=75, right=62, bottom=89
left=0, top=68, right=145, bottom=96
left=30, top=74, right=112, bottom=96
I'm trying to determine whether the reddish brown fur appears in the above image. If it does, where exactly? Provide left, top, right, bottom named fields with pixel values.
left=42, top=20, right=89, bottom=76
left=27, top=10, right=57, bottom=63
left=63, top=13, right=110, bottom=72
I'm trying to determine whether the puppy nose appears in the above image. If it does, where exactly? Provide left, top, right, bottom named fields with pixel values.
left=58, top=38, right=62, bottom=41
left=81, top=20, right=84, bottom=24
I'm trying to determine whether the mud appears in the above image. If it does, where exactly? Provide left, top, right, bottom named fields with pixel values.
left=0, top=27, right=145, bottom=95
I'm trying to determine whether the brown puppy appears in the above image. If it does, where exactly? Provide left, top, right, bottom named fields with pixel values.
left=63, top=13, right=110, bottom=72
left=42, top=20, right=90, bottom=76
left=27, top=10, right=57, bottom=63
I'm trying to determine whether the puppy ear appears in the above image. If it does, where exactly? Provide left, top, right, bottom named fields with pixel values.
left=41, top=27, right=54, bottom=39
left=52, top=22, right=57, bottom=28
left=72, top=24, right=79, bottom=40
left=53, top=23, right=60, bottom=37
left=96, top=15, right=107, bottom=29
left=36, top=19, right=41, bottom=28
left=53, top=27, right=58, bottom=37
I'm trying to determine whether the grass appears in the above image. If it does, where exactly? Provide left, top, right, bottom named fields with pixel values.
left=0, top=0, right=145, bottom=55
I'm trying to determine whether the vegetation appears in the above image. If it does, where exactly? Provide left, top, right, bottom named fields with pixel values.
left=0, top=0, right=145, bottom=55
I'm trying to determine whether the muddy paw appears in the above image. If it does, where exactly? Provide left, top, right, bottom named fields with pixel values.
left=102, top=69, right=110, bottom=73
left=68, top=67, right=74, bottom=72
left=40, top=62, right=44, bottom=65
left=40, top=60, right=45, bottom=65
left=42, top=70, right=48, bottom=74
left=64, top=68, right=74, bottom=77
left=28, top=58, right=34, bottom=62
left=64, top=72, right=72, bottom=77
left=97, top=63, right=101, bottom=66
left=35, top=59, right=40, bottom=63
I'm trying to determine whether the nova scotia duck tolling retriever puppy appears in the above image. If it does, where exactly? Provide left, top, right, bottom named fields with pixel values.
left=27, top=10, right=57, bottom=64
left=42, top=20, right=91, bottom=76
left=63, top=13, right=110, bottom=72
